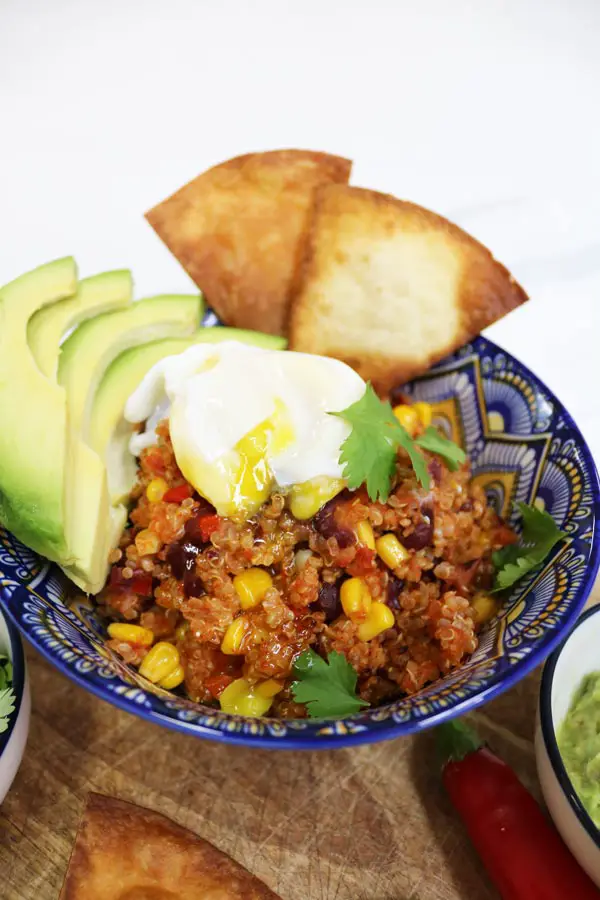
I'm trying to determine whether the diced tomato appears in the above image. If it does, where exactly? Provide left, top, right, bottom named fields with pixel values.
left=130, top=573, right=154, bottom=596
left=109, top=567, right=126, bottom=588
left=198, top=514, right=221, bottom=542
left=163, top=484, right=193, bottom=503
left=108, top=568, right=153, bottom=596
left=347, top=547, right=376, bottom=576
left=205, top=673, right=234, bottom=699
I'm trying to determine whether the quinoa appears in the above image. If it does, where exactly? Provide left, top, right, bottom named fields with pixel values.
left=96, top=419, right=515, bottom=717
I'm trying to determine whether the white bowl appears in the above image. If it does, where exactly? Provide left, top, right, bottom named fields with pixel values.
left=536, top=604, right=600, bottom=887
left=0, top=606, right=30, bottom=804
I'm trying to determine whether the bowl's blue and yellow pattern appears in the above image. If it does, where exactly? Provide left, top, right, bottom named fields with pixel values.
left=0, top=335, right=598, bottom=748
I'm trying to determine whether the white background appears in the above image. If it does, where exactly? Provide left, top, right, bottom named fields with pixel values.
left=1, top=0, right=599, bottom=458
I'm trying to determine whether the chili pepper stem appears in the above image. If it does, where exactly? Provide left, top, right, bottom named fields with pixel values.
left=436, top=718, right=484, bottom=765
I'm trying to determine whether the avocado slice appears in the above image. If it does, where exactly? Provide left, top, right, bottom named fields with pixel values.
left=58, top=294, right=204, bottom=441
left=28, top=270, right=133, bottom=379
left=0, top=258, right=78, bottom=561
left=90, top=328, right=287, bottom=502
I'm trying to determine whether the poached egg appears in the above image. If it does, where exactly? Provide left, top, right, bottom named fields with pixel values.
left=124, top=341, right=366, bottom=518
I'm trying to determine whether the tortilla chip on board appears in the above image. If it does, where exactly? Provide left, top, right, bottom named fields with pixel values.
left=146, top=149, right=352, bottom=336
left=289, top=184, right=528, bottom=392
left=60, top=793, right=281, bottom=899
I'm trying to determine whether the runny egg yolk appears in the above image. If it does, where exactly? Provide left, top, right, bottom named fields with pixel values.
left=171, top=399, right=297, bottom=518
left=125, top=342, right=368, bottom=521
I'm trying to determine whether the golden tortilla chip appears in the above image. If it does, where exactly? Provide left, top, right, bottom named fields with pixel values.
left=289, top=185, right=528, bottom=392
left=60, top=793, right=281, bottom=899
left=146, top=150, right=352, bottom=335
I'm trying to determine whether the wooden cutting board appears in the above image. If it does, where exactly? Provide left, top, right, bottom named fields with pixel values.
left=1, top=577, right=598, bottom=900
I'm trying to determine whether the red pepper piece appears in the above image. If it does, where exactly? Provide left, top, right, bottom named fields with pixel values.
left=198, top=514, right=221, bottom=542
left=163, top=484, right=193, bottom=504
left=205, top=673, right=234, bottom=699
left=129, top=573, right=153, bottom=596
left=438, top=719, right=599, bottom=900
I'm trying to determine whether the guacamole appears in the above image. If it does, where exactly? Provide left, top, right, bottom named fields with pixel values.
left=558, top=671, right=600, bottom=828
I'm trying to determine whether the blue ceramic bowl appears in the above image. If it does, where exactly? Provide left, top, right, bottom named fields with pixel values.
left=0, top=335, right=598, bottom=749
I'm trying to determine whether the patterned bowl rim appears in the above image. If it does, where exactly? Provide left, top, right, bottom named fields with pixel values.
left=1, top=336, right=599, bottom=749
left=539, top=602, right=600, bottom=849
left=0, top=605, right=26, bottom=757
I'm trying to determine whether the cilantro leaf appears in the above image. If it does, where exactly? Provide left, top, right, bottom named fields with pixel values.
left=0, top=655, right=10, bottom=692
left=0, top=656, right=15, bottom=734
left=331, top=385, right=467, bottom=502
left=493, top=502, right=566, bottom=591
left=331, top=383, right=411, bottom=500
left=291, top=649, right=369, bottom=718
left=415, top=427, right=466, bottom=471
left=0, top=688, right=15, bottom=734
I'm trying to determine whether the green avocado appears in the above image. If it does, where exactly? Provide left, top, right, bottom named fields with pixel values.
left=90, top=327, right=287, bottom=502
left=0, top=257, right=78, bottom=561
left=58, top=294, right=204, bottom=440
left=27, top=270, right=133, bottom=379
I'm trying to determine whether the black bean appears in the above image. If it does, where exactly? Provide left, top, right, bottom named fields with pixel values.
left=313, top=490, right=356, bottom=549
left=314, top=581, right=343, bottom=623
left=428, top=458, right=443, bottom=484
left=183, top=573, right=205, bottom=598
left=386, top=574, right=405, bottom=609
left=403, top=499, right=434, bottom=551
left=166, top=540, right=202, bottom=580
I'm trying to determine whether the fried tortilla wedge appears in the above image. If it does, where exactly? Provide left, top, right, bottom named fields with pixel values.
left=146, top=150, right=352, bottom=335
left=60, top=793, right=281, bottom=899
left=289, top=185, right=528, bottom=392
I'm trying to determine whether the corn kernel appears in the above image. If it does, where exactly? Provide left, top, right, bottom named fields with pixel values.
left=219, top=677, right=275, bottom=717
left=159, top=664, right=185, bottom=690
left=107, top=623, right=154, bottom=647
left=146, top=477, right=168, bottom=503
left=358, top=601, right=395, bottom=641
left=139, top=641, right=180, bottom=683
left=289, top=477, right=346, bottom=520
left=413, top=402, right=433, bottom=428
left=255, top=679, right=284, bottom=698
left=393, top=404, right=419, bottom=434
left=221, top=616, right=250, bottom=655
left=472, top=591, right=498, bottom=625
left=134, top=528, right=162, bottom=556
left=341, top=577, right=372, bottom=623
left=356, top=519, right=376, bottom=550
left=234, top=568, right=273, bottom=610
left=376, top=534, right=410, bottom=570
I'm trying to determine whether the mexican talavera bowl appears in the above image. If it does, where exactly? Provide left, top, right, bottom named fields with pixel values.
left=0, top=334, right=598, bottom=749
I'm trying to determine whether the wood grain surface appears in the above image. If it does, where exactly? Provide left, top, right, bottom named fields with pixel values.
left=1, top=577, right=598, bottom=900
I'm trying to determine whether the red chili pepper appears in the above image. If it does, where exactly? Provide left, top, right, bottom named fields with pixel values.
left=163, top=484, right=193, bottom=503
left=205, top=673, right=234, bottom=698
left=198, top=514, right=221, bottom=542
left=438, top=719, right=599, bottom=900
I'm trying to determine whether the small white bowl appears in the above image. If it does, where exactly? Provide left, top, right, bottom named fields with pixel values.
left=0, top=606, right=30, bottom=804
left=536, top=604, right=600, bottom=887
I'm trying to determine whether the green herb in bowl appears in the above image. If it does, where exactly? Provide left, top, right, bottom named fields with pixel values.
left=0, top=654, right=16, bottom=735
